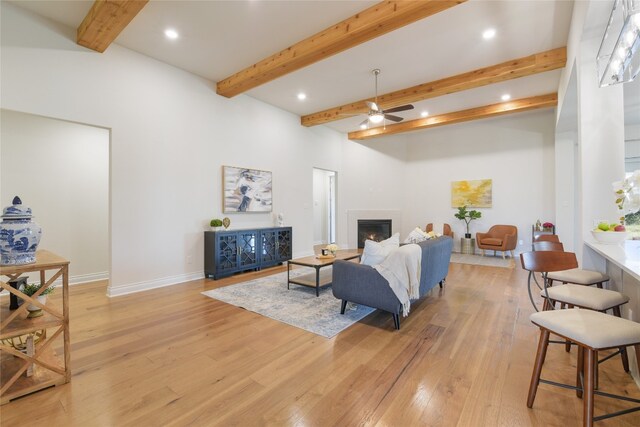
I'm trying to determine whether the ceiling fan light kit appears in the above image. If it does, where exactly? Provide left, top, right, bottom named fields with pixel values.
left=358, top=69, right=414, bottom=129
left=597, top=0, right=640, bottom=87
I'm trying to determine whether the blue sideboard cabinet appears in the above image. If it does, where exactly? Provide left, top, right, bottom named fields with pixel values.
left=204, top=227, right=292, bottom=279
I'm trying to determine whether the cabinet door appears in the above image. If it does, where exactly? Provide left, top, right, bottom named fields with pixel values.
left=276, top=228, right=292, bottom=261
left=260, top=229, right=278, bottom=266
left=237, top=230, right=259, bottom=269
left=216, top=233, right=239, bottom=275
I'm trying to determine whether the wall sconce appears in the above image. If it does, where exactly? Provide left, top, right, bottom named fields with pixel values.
left=597, top=0, right=640, bottom=87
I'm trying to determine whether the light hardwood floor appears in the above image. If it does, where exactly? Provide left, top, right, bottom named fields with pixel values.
left=2, top=261, right=640, bottom=426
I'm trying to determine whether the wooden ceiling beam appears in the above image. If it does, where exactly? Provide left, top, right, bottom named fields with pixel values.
left=216, top=0, right=467, bottom=98
left=77, top=0, right=148, bottom=53
left=348, top=93, right=558, bottom=140
left=303, top=47, right=566, bottom=127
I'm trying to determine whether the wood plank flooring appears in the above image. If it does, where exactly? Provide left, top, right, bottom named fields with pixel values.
left=2, top=261, right=640, bottom=426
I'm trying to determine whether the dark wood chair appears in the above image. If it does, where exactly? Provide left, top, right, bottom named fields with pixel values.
left=532, top=241, right=564, bottom=252
left=533, top=234, right=560, bottom=243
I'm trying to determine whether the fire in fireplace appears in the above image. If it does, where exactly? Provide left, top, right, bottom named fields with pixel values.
left=357, top=219, right=392, bottom=248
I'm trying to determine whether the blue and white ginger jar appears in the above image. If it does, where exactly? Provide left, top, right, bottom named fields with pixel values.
left=0, top=196, right=42, bottom=265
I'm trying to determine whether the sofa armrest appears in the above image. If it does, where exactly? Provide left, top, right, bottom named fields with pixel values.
left=332, top=260, right=402, bottom=315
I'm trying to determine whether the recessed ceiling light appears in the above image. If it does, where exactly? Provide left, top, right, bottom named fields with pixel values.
left=297, top=92, right=307, bottom=100
left=421, top=111, right=429, bottom=117
left=482, top=28, right=496, bottom=40
left=501, top=94, right=511, bottom=101
left=164, top=29, right=179, bottom=40
left=360, top=123, right=367, bottom=130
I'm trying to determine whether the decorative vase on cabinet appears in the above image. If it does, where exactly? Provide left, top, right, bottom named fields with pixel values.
left=0, top=196, right=42, bottom=265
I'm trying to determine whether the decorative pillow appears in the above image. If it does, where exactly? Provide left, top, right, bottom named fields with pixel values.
left=403, top=227, right=429, bottom=244
left=361, top=233, right=400, bottom=266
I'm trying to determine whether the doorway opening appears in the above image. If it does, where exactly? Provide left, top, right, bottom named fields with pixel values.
left=312, top=168, right=336, bottom=245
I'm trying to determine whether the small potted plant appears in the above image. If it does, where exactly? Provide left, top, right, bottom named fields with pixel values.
left=210, top=218, right=223, bottom=231
left=454, top=206, right=482, bottom=238
left=21, top=283, right=54, bottom=318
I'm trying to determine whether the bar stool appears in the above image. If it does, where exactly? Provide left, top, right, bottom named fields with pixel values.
left=532, top=240, right=609, bottom=289
left=541, top=284, right=631, bottom=370
left=528, top=309, right=640, bottom=425
left=533, top=234, right=561, bottom=243
left=522, top=251, right=631, bottom=371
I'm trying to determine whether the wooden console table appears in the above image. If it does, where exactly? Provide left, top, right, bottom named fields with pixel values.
left=0, top=250, right=70, bottom=404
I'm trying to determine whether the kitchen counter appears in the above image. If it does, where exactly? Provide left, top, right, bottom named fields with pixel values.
left=585, top=238, right=640, bottom=387
left=585, top=239, right=640, bottom=282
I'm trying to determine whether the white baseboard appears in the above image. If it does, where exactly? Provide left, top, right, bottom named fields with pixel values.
left=106, top=271, right=204, bottom=297
left=69, top=271, right=109, bottom=285
left=0, top=271, right=109, bottom=296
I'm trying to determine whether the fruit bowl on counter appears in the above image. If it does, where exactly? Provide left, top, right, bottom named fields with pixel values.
left=591, top=222, right=628, bottom=244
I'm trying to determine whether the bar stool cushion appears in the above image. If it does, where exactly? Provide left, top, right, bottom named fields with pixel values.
left=540, top=284, right=629, bottom=311
left=546, top=268, right=608, bottom=285
left=530, top=309, right=640, bottom=349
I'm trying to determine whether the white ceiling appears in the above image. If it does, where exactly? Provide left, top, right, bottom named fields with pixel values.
left=12, top=0, right=634, bottom=135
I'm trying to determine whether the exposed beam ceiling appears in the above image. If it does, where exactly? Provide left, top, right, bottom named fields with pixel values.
left=77, top=0, right=148, bottom=53
left=303, top=47, right=566, bottom=127
left=348, top=93, right=558, bottom=140
left=216, top=0, right=466, bottom=98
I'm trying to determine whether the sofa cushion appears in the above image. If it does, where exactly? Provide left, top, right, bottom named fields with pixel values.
left=361, top=233, right=400, bottom=266
left=481, top=237, right=503, bottom=246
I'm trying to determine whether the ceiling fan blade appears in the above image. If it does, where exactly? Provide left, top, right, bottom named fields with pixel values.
left=384, top=114, right=404, bottom=122
left=383, top=104, right=414, bottom=114
left=366, top=101, right=380, bottom=112
left=358, top=118, right=369, bottom=127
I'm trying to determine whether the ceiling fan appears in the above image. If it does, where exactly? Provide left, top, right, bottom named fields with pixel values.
left=359, top=69, right=414, bottom=128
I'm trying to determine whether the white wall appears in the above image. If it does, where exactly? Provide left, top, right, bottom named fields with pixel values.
left=312, top=168, right=329, bottom=244
left=336, top=136, right=408, bottom=246
left=0, top=110, right=109, bottom=283
left=402, top=110, right=556, bottom=253
left=0, top=2, right=407, bottom=296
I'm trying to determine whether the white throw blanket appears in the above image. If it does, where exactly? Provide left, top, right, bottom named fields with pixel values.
left=373, top=244, right=422, bottom=317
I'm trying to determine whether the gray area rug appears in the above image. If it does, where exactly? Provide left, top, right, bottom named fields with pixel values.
left=201, top=270, right=375, bottom=338
left=450, top=252, right=515, bottom=268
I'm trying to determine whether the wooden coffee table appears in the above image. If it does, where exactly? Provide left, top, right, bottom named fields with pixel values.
left=287, top=250, right=361, bottom=296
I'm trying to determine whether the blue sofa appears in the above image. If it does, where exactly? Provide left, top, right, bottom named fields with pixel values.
left=332, top=236, right=453, bottom=330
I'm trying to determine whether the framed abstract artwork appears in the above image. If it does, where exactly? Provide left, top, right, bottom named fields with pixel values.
left=451, top=179, right=492, bottom=208
left=223, top=166, right=273, bottom=213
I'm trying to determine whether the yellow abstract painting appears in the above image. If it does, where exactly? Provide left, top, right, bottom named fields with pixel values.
left=451, top=179, right=492, bottom=208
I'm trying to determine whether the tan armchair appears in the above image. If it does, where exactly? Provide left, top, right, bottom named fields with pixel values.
left=476, top=225, right=518, bottom=259
left=426, top=223, right=454, bottom=238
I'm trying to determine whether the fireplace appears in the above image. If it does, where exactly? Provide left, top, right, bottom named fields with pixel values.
left=357, top=219, right=392, bottom=248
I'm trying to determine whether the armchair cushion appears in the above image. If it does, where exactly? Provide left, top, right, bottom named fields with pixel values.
left=482, top=238, right=503, bottom=246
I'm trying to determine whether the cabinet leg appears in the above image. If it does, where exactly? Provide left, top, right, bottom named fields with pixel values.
left=26, top=335, right=34, bottom=377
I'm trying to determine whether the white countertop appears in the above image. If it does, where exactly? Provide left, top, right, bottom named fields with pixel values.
left=585, top=239, right=640, bottom=282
